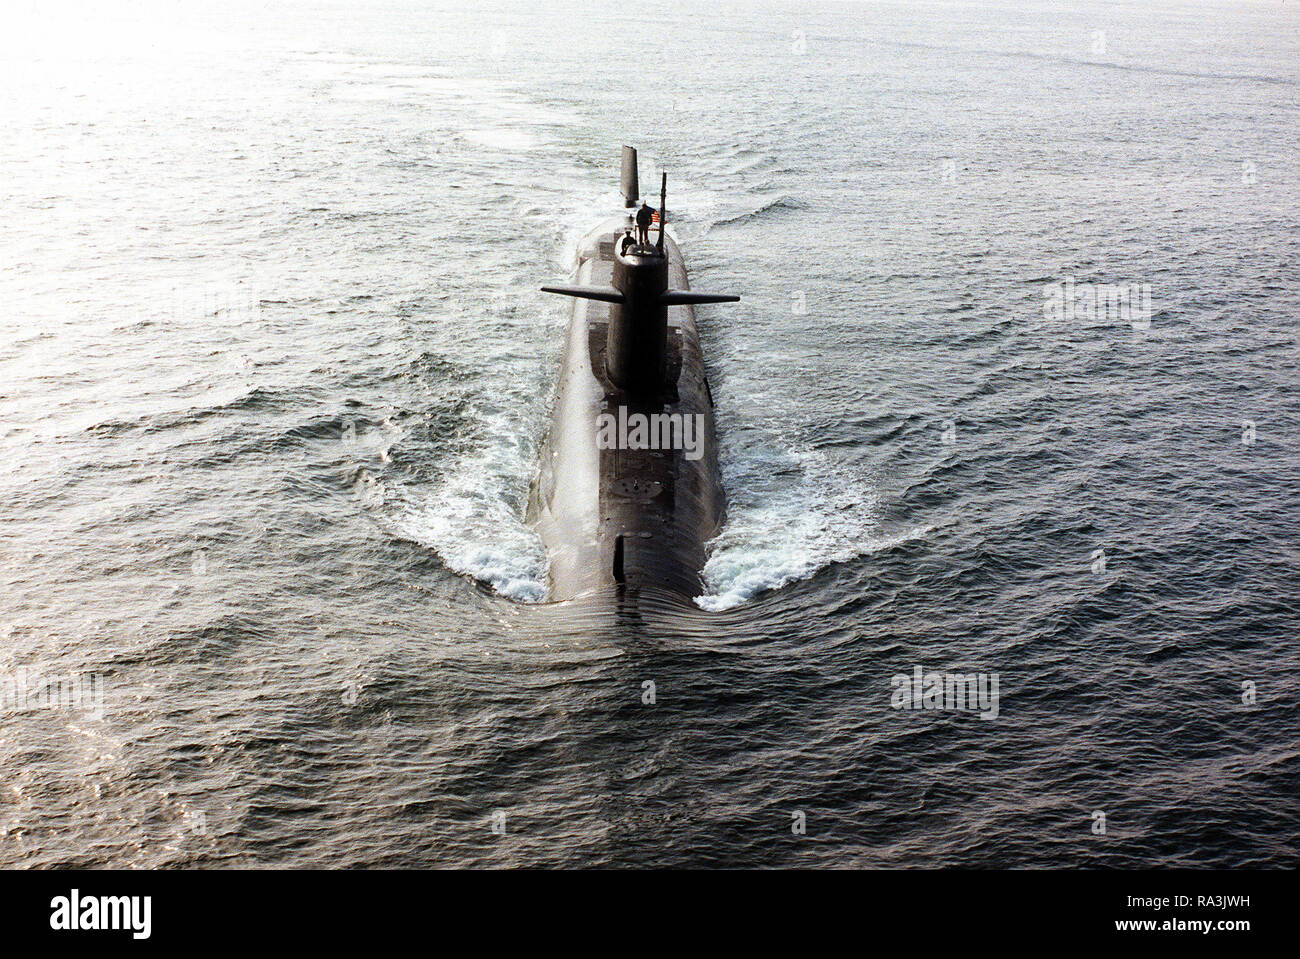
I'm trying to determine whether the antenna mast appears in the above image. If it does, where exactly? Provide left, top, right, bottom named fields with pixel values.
left=657, top=171, right=667, bottom=253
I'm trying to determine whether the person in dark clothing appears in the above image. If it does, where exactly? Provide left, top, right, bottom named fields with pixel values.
left=635, top=202, right=654, bottom=247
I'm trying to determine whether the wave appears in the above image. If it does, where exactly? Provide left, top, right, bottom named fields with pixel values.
left=849, top=34, right=1299, bottom=88
left=696, top=442, right=922, bottom=611
left=383, top=406, right=549, bottom=603
left=704, top=195, right=808, bottom=231
left=81, top=384, right=286, bottom=438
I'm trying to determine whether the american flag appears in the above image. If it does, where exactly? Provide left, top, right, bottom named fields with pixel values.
left=651, top=208, right=660, bottom=224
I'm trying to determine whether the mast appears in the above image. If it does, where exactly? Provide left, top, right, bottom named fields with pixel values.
left=621, top=146, right=639, bottom=208
left=656, top=171, right=667, bottom=253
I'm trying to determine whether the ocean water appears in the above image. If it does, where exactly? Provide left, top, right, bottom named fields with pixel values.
left=1, top=0, right=1297, bottom=867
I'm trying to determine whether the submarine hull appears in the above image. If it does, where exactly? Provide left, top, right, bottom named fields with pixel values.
left=528, top=216, right=725, bottom=602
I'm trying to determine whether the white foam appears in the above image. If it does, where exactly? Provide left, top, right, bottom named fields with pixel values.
left=388, top=409, right=549, bottom=603
left=695, top=443, right=915, bottom=611
left=391, top=351, right=905, bottom=611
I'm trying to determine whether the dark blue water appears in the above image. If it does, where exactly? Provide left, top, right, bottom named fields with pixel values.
left=1, top=0, right=1296, bottom=866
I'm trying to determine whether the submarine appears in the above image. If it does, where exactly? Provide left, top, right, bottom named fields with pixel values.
left=528, top=146, right=739, bottom=602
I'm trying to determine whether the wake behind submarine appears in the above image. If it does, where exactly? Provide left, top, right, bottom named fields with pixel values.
left=529, top=147, right=739, bottom=602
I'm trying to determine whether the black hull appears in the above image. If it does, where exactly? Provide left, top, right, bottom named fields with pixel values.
left=529, top=216, right=725, bottom=602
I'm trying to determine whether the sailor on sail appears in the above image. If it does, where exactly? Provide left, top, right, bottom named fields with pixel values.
left=635, top=201, right=654, bottom=248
